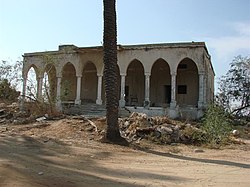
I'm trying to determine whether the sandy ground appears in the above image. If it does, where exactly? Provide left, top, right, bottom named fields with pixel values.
left=0, top=118, right=249, bottom=187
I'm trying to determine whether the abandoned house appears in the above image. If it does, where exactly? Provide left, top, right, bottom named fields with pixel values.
left=22, top=42, right=215, bottom=119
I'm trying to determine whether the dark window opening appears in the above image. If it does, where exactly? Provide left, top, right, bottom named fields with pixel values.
left=178, top=85, right=187, bottom=94
left=178, top=64, right=187, bottom=69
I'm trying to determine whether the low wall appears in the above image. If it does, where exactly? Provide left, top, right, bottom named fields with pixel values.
left=125, top=106, right=202, bottom=120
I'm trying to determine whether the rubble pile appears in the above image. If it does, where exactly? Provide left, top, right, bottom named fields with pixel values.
left=119, top=112, right=201, bottom=144
left=0, top=102, right=30, bottom=124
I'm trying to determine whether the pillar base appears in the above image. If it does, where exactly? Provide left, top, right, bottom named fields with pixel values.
left=170, top=101, right=176, bottom=109
left=198, top=101, right=204, bottom=109
left=75, top=99, right=81, bottom=105
left=96, top=99, right=103, bottom=105
left=144, top=100, right=150, bottom=109
left=168, top=108, right=179, bottom=119
left=119, top=99, right=126, bottom=107
left=197, top=109, right=204, bottom=119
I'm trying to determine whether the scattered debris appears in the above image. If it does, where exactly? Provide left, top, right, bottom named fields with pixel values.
left=36, top=116, right=47, bottom=122
left=194, top=149, right=204, bottom=153
left=0, top=109, right=6, bottom=115
left=0, top=102, right=28, bottom=124
left=1, top=103, right=248, bottom=147
left=0, top=126, right=8, bottom=132
left=232, top=129, right=240, bottom=136
left=81, top=115, right=98, bottom=132
left=118, top=112, right=201, bottom=144
left=0, top=109, right=10, bottom=120
left=0, top=102, right=64, bottom=125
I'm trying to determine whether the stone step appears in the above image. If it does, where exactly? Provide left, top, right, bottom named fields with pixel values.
left=63, top=104, right=106, bottom=117
left=119, top=107, right=131, bottom=118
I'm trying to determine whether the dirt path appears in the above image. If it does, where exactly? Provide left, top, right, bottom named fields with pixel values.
left=0, top=120, right=249, bottom=187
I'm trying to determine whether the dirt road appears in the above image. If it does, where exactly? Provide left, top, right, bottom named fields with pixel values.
left=0, top=120, right=249, bottom=187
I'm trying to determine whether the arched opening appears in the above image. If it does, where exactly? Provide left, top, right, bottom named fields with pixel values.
left=81, top=62, right=97, bottom=103
left=61, top=62, right=76, bottom=102
left=26, top=65, right=39, bottom=101
left=150, top=59, right=171, bottom=107
left=125, top=59, right=145, bottom=106
left=43, top=64, right=56, bottom=103
left=176, top=58, right=199, bottom=106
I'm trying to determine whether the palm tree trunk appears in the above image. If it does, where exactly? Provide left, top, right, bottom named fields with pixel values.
left=103, top=0, right=127, bottom=144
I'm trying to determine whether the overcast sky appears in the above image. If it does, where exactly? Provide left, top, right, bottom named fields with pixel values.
left=0, top=0, right=250, bottom=83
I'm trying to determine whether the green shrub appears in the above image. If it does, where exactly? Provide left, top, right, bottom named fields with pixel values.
left=201, top=104, right=232, bottom=147
left=180, top=125, right=205, bottom=144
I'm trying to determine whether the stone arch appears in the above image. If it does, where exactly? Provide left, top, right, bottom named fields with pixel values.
left=25, top=64, right=39, bottom=100
left=176, top=58, right=199, bottom=106
left=22, top=56, right=44, bottom=76
left=57, top=60, right=78, bottom=78
left=125, top=59, right=145, bottom=106
left=173, top=56, right=203, bottom=74
left=61, top=62, right=77, bottom=101
left=150, top=58, right=171, bottom=107
left=24, top=64, right=39, bottom=79
left=124, top=58, right=145, bottom=74
left=81, top=61, right=98, bottom=103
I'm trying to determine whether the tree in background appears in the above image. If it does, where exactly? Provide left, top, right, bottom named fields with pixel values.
left=0, top=58, right=57, bottom=115
left=103, top=0, right=128, bottom=145
left=0, top=60, right=22, bottom=89
left=199, top=55, right=249, bottom=146
left=0, top=60, right=22, bottom=103
left=0, top=79, right=20, bottom=102
left=216, top=55, right=250, bottom=119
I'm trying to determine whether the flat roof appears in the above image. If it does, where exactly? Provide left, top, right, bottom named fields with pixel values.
left=24, top=41, right=209, bottom=56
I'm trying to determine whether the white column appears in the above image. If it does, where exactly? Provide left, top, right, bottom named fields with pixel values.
left=96, top=74, right=103, bottom=105
left=75, top=76, right=82, bottom=105
left=56, top=77, right=62, bottom=110
left=170, top=72, right=177, bottom=108
left=119, top=74, right=126, bottom=107
left=20, top=76, right=27, bottom=111
left=144, top=73, right=151, bottom=107
left=198, top=73, right=204, bottom=108
left=37, top=76, right=43, bottom=101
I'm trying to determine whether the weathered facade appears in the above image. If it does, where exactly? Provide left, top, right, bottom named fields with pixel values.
left=22, top=42, right=215, bottom=119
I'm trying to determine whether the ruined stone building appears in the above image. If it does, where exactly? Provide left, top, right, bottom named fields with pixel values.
left=22, top=42, right=215, bottom=119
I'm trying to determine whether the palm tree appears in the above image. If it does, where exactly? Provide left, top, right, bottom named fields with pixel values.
left=103, top=0, right=127, bottom=145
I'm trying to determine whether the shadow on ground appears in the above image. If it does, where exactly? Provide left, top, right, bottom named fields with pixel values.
left=0, top=134, right=188, bottom=187
left=134, top=145, right=250, bottom=169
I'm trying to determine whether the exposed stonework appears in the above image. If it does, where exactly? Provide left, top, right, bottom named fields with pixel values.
left=22, top=42, right=215, bottom=119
